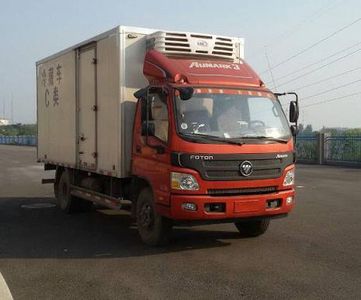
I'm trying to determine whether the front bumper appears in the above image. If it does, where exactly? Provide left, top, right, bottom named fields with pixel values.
left=169, top=189, right=295, bottom=221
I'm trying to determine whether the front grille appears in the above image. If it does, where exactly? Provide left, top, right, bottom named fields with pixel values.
left=205, top=168, right=281, bottom=179
left=202, top=156, right=284, bottom=180
left=208, top=186, right=277, bottom=196
left=204, top=159, right=277, bottom=167
left=171, top=152, right=294, bottom=181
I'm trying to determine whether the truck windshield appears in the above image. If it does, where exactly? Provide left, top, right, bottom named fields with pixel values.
left=175, top=90, right=291, bottom=143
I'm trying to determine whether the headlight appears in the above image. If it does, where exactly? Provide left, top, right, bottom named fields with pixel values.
left=171, top=172, right=199, bottom=190
left=283, top=169, right=295, bottom=186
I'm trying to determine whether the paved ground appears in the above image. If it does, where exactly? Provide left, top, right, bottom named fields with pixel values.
left=0, top=145, right=360, bottom=299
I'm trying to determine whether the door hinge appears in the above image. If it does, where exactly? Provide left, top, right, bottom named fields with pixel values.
left=92, top=152, right=98, bottom=158
left=92, top=58, right=97, bottom=64
left=92, top=105, right=98, bottom=111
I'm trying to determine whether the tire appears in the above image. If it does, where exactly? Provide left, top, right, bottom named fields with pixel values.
left=54, top=168, right=63, bottom=199
left=136, top=187, right=172, bottom=246
left=54, top=179, right=60, bottom=200
left=56, top=170, right=91, bottom=213
left=234, top=218, right=270, bottom=237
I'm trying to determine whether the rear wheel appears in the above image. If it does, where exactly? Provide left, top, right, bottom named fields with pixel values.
left=54, top=168, right=63, bottom=199
left=56, top=170, right=91, bottom=213
left=136, top=187, right=172, bottom=246
left=234, top=218, right=270, bottom=237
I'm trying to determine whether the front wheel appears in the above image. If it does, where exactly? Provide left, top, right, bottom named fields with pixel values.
left=234, top=218, right=270, bottom=237
left=136, top=187, right=173, bottom=246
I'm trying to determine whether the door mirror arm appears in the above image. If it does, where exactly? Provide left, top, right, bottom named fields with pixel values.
left=275, top=92, right=299, bottom=138
left=137, top=87, right=167, bottom=155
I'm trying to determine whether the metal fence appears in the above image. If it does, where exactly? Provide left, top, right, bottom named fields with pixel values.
left=296, top=135, right=318, bottom=163
left=297, top=134, right=361, bottom=167
left=324, top=136, right=361, bottom=164
left=0, top=135, right=37, bottom=146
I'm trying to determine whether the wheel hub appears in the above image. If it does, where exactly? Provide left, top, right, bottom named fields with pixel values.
left=140, top=203, right=154, bottom=228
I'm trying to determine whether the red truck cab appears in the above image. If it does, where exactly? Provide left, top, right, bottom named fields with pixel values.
left=131, top=49, right=298, bottom=245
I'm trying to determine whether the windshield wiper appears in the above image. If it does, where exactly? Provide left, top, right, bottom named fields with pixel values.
left=240, top=136, right=289, bottom=143
left=179, top=133, right=244, bottom=145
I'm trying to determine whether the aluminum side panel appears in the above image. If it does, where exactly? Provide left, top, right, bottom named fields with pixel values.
left=78, top=47, right=97, bottom=169
left=37, top=51, right=76, bottom=166
left=96, top=35, right=120, bottom=175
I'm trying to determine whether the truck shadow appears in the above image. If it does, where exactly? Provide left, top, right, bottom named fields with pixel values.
left=0, top=197, right=245, bottom=259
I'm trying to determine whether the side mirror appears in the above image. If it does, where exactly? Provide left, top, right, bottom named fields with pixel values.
left=141, top=121, right=155, bottom=136
left=289, top=101, right=299, bottom=123
left=290, top=125, right=298, bottom=136
left=134, top=88, right=147, bottom=99
left=177, top=87, right=194, bottom=100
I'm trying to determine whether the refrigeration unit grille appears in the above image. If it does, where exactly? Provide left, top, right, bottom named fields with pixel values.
left=146, top=31, right=244, bottom=62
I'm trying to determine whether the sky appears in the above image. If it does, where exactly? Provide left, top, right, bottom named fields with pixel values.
left=0, top=0, right=360, bottom=129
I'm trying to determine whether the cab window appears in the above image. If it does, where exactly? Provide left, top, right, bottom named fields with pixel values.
left=148, top=90, right=169, bottom=143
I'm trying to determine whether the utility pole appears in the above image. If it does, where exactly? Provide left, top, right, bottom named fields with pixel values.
left=11, top=93, right=14, bottom=124
left=302, top=109, right=305, bottom=124
left=264, top=46, right=277, bottom=91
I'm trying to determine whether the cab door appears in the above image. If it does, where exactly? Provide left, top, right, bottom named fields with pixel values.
left=132, top=87, right=171, bottom=207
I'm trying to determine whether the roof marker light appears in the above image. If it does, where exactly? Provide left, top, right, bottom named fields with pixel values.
left=174, top=73, right=187, bottom=84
